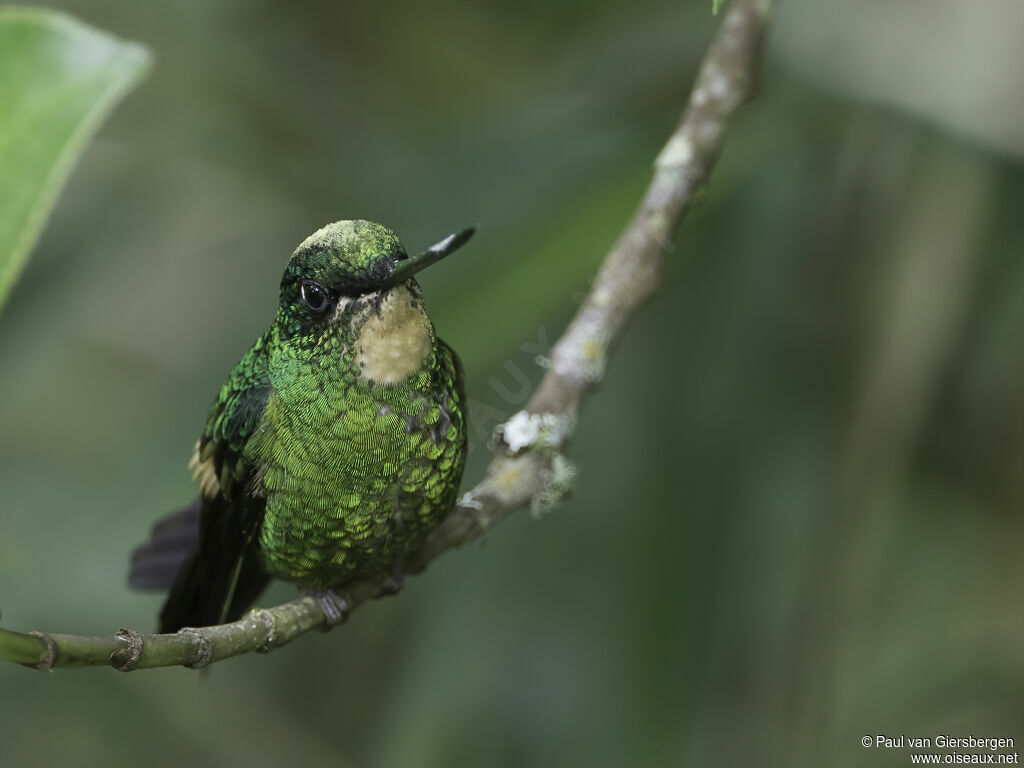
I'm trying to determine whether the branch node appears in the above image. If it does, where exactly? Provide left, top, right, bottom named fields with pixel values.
left=178, top=627, right=213, bottom=669
left=110, top=628, right=144, bottom=672
left=28, top=631, right=56, bottom=672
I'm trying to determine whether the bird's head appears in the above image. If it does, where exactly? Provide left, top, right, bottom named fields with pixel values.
left=276, top=219, right=473, bottom=339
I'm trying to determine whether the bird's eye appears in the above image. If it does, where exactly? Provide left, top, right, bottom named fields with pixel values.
left=300, top=280, right=331, bottom=313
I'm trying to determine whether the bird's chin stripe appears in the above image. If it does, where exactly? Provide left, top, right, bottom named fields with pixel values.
left=329, top=293, right=372, bottom=325
left=329, top=287, right=404, bottom=326
left=329, top=297, right=352, bottom=325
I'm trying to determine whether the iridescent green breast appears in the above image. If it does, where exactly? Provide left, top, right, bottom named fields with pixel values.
left=244, top=303, right=466, bottom=590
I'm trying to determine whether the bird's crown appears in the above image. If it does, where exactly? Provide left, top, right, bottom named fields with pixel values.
left=283, top=220, right=407, bottom=298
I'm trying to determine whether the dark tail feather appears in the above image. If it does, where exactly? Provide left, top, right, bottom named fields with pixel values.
left=157, top=547, right=269, bottom=634
left=130, top=499, right=269, bottom=633
left=129, top=501, right=201, bottom=590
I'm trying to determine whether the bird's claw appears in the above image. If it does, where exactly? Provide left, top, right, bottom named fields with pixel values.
left=311, top=589, right=351, bottom=629
left=379, top=571, right=404, bottom=597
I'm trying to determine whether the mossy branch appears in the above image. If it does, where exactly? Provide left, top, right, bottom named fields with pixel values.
left=0, top=0, right=777, bottom=672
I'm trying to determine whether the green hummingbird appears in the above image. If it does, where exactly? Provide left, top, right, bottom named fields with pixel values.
left=130, top=220, right=473, bottom=632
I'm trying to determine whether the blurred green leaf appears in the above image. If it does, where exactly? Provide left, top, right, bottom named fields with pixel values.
left=0, top=8, right=149, bottom=312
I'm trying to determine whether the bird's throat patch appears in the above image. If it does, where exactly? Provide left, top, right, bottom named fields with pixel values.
left=355, top=286, right=432, bottom=384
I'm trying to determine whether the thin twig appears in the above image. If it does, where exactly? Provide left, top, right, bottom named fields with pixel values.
left=0, top=0, right=777, bottom=672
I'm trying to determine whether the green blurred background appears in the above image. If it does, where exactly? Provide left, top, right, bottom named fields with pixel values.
left=2, top=1, right=1023, bottom=765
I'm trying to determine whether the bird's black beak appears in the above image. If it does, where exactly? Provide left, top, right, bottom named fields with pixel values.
left=383, top=227, right=475, bottom=289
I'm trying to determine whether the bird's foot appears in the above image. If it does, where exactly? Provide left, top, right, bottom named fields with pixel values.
left=378, top=570, right=404, bottom=597
left=309, top=589, right=351, bottom=630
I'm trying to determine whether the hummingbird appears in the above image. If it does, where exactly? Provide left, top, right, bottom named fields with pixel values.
left=129, top=220, right=472, bottom=633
